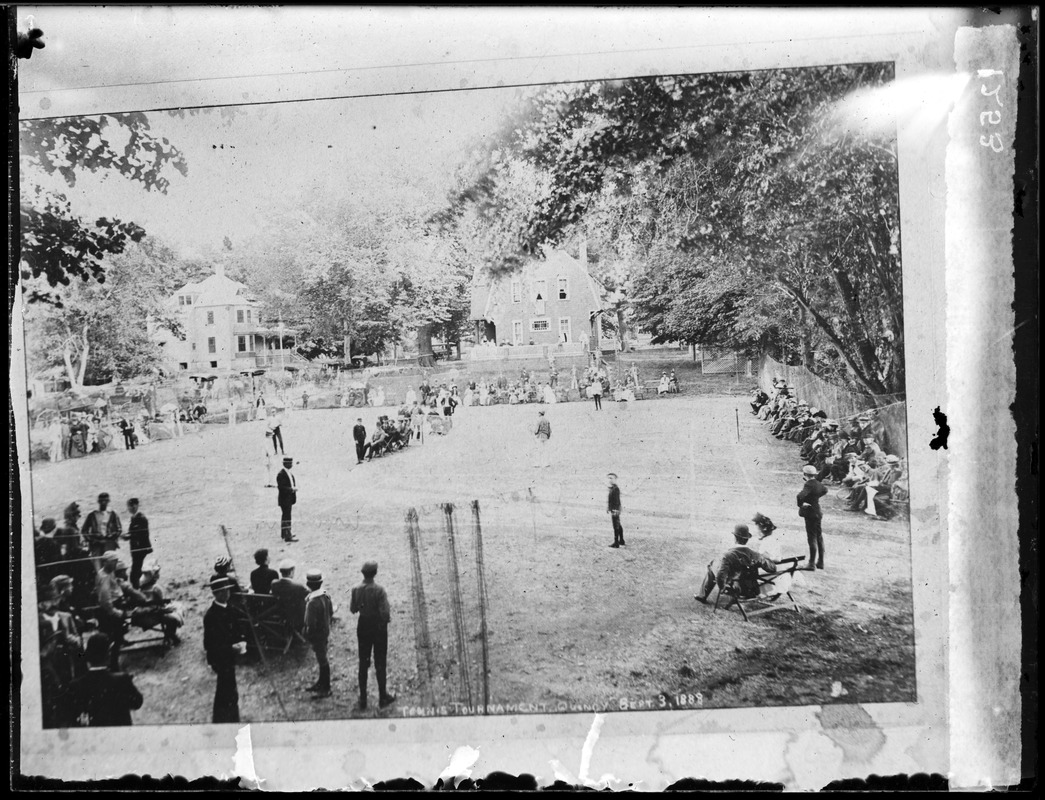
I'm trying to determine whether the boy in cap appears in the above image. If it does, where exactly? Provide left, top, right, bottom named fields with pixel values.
left=276, top=456, right=299, bottom=542
left=203, top=575, right=248, bottom=723
left=695, top=524, right=776, bottom=603
left=350, top=562, right=395, bottom=710
left=797, top=464, right=828, bottom=570
left=303, top=569, right=334, bottom=698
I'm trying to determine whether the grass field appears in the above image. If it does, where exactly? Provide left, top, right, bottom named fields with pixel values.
left=26, top=383, right=916, bottom=724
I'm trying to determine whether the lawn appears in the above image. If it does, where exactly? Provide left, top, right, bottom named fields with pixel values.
left=25, top=384, right=916, bottom=724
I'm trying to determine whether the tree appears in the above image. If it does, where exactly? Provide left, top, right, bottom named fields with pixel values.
left=444, top=65, right=905, bottom=395
left=19, top=113, right=188, bottom=305
left=24, top=239, right=202, bottom=387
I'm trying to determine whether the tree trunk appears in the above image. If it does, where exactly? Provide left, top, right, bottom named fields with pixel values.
left=416, top=323, right=435, bottom=368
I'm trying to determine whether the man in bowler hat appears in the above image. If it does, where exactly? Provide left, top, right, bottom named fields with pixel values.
left=203, top=575, right=248, bottom=723
left=797, top=464, right=828, bottom=570
left=303, top=569, right=334, bottom=698
left=276, top=456, right=299, bottom=542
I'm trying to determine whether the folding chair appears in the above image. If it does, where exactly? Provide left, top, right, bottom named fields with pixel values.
left=714, top=556, right=805, bottom=622
left=235, top=593, right=306, bottom=655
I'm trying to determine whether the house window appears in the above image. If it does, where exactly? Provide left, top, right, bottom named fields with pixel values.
left=531, top=318, right=550, bottom=332
left=207, top=337, right=216, bottom=354
left=511, top=280, right=521, bottom=303
left=246, top=309, right=252, bottom=322
left=210, top=361, right=218, bottom=369
left=184, top=296, right=193, bottom=306
left=179, top=362, right=188, bottom=370
left=558, top=317, right=571, bottom=342
left=237, top=336, right=247, bottom=352
left=534, top=280, right=547, bottom=301
left=512, top=320, right=523, bottom=345
left=558, top=277, right=568, bottom=300
left=237, top=309, right=245, bottom=323
left=207, top=311, right=215, bottom=325
left=178, top=296, right=185, bottom=306
left=192, top=342, right=196, bottom=350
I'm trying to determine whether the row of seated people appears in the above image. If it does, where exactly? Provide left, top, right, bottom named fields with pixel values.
left=37, top=554, right=181, bottom=728
left=208, top=552, right=331, bottom=650
left=751, top=383, right=909, bottom=519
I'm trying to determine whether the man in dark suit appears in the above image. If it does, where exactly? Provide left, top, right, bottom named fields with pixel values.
left=65, top=633, right=144, bottom=727
left=270, top=560, right=309, bottom=635
left=203, top=576, right=247, bottom=724
left=350, top=561, right=395, bottom=710
left=276, top=456, right=298, bottom=542
left=694, top=524, right=776, bottom=603
left=797, top=464, right=829, bottom=570
left=81, top=492, right=123, bottom=560
left=607, top=473, right=626, bottom=548
left=126, top=498, right=152, bottom=589
left=352, top=418, right=367, bottom=464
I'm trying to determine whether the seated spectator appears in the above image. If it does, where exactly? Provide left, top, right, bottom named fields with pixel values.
left=749, top=513, right=803, bottom=599
left=38, top=579, right=85, bottom=728
left=270, top=559, right=309, bottom=633
left=669, top=371, right=680, bottom=393
left=250, top=548, right=279, bottom=595
left=364, top=426, right=388, bottom=460
left=694, top=524, right=777, bottom=604
left=846, top=454, right=905, bottom=518
left=95, top=553, right=128, bottom=669
left=210, top=556, right=247, bottom=594
left=133, top=561, right=184, bottom=645
left=65, top=633, right=144, bottom=727
left=658, top=373, right=671, bottom=395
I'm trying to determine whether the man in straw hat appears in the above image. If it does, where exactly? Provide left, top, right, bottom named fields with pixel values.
left=203, top=575, right=248, bottom=723
left=276, top=456, right=299, bottom=542
left=694, top=523, right=776, bottom=604
left=350, top=561, right=395, bottom=711
left=303, top=569, right=334, bottom=698
left=797, top=464, right=828, bottom=570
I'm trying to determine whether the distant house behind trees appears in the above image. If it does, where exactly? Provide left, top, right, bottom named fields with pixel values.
left=469, top=249, right=609, bottom=353
left=151, top=265, right=300, bottom=373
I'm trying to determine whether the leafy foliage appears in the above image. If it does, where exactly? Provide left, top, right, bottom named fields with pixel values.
left=443, top=65, right=904, bottom=394
left=19, top=113, right=188, bottom=304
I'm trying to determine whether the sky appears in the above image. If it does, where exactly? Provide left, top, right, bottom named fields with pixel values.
left=22, top=86, right=531, bottom=259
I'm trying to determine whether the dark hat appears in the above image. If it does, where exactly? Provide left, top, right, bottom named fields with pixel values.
left=361, top=561, right=378, bottom=578
left=40, top=517, right=57, bottom=534
left=752, top=512, right=777, bottom=534
left=209, top=575, right=236, bottom=592
left=98, top=492, right=110, bottom=501
left=733, top=524, right=751, bottom=542
left=282, top=456, right=294, bottom=466
left=305, top=569, right=323, bottom=586
left=84, top=633, right=112, bottom=664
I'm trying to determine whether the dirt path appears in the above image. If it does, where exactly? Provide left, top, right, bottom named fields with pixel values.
left=27, top=391, right=915, bottom=724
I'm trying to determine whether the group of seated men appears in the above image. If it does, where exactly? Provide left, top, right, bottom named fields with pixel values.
left=750, top=380, right=909, bottom=520
left=34, top=495, right=183, bottom=728
left=208, top=551, right=328, bottom=647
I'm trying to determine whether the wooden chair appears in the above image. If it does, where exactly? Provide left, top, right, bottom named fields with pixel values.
left=233, top=593, right=305, bottom=655
left=714, top=556, right=805, bottom=622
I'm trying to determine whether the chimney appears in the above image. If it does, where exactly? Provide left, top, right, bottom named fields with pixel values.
left=579, top=239, right=588, bottom=266
left=214, top=262, right=226, bottom=278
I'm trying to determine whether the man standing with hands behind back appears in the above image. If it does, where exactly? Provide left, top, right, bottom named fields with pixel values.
left=203, top=575, right=248, bottom=723
left=607, top=473, right=626, bottom=548
left=350, top=561, right=395, bottom=711
left=276, top=456, right=299, bottom=542
left=797, top=464, right=828, bottom=570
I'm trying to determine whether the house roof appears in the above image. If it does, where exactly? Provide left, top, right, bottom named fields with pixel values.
left=173, top=271, right=257, bottom=308
left=468, top=249, right=610, bottom=321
